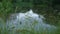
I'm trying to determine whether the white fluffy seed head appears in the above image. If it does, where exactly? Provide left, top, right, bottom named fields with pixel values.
left=6, top=9, right=57, bottom=32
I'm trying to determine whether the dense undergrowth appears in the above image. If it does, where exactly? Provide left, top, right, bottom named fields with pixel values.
left=0, top=0, right=60, bottom=34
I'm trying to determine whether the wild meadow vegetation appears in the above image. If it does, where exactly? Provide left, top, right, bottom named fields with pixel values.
left=0, top=0, right=60, bottom=34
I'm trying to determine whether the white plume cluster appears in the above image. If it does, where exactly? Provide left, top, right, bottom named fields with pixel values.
left=6, top=9, right=57, bottom=33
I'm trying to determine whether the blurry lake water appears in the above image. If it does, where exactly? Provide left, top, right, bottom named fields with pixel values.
left=5, top=9, right=57, bottom=34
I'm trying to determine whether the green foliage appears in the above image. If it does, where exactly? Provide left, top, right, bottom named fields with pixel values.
left=0, top=0, right=60, bottom=34
left=0, top=0, right=13, bottom=20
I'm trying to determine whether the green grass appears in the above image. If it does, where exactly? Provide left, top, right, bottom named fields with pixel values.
left=0, top=0, right=60, bottom=34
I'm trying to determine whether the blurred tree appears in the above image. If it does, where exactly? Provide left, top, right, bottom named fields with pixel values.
left=52, top=0, right=60, bottom=10
left=22, top=0, right=30, bottom=2
left=33, top=0, right=42, bottom=5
